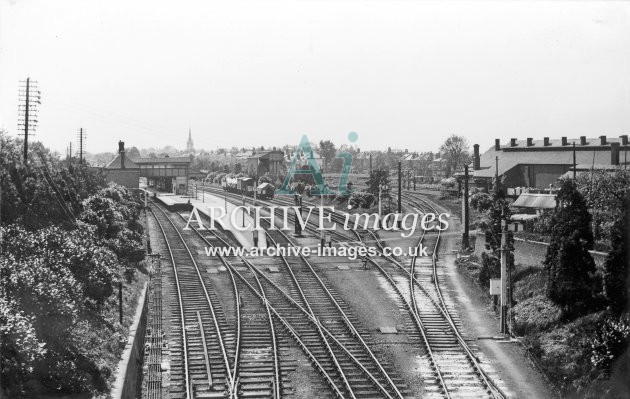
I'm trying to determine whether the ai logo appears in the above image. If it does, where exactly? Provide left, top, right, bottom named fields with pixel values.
left=276, top=133, right=357, bottom=195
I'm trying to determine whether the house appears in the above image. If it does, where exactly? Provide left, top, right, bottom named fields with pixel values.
left=470, top=135, right=629, bottom=191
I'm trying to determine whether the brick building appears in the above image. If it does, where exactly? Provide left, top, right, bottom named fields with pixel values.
left=103, top=141, right=140, bottom=188
left=470, top=135, right=629, bottom=190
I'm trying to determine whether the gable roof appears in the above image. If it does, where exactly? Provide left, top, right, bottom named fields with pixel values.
left=105, top=153, right=139, bottom=169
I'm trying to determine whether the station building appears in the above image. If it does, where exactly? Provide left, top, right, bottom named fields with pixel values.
left=104, top=141, right=192, bottom=194
left=469, top=135, right=629, bottom=191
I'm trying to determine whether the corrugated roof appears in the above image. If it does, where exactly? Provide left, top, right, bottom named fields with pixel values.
left=512, top=193, right=556, bottom=209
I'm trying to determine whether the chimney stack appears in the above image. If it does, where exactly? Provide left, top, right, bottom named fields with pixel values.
left=118, top=141, right=125, bottom=169
left=510, top=138, right=518, bottom=147
left=495, top=139, right=501, bottom=151
left=611, top=142, right=620, bottom=165
left=543, top=137, right=550, bottom=146
left=580, top=136, right=587, bottom=145
left=527, top=138, right=533, bottom=146
left=561, top=137, right=568, bottom=146
left=600, top=135, right=607, bottom=145
left=620, top=135, right=629, bottom=145
left=473, top=144, right=480, bottom=170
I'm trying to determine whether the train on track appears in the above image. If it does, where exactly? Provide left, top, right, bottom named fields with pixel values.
left=221, top=176, right=276, bottom=199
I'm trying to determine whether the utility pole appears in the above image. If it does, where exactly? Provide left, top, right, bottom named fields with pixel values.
left=69, top=142, right=73, bottom=164
left=369, top=154, right=372, bottom=176
left=77, top=128, right=86, bottom=164
left=500, top=214, right=508, bottom=334
left=462, top=164, right=470, bottom=250
left=572, top=142, right=576, bottom=180
left=18, top=77, right=41, bottom=163
left=397, top=161, right=402, bottom=229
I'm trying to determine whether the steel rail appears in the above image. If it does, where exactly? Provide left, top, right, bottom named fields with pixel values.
left=175, top=206, right=402, bottom=398
left=171, top=208, right=344, bottom=398
left=150, top=204, right=236, bottom=396
left=265, top=223, right=404, bottom=399
left=149, top=206, right=192, bottom=399
left=380, top=193, right=508, bottom=399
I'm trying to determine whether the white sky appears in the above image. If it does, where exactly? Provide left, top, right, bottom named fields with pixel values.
left=1, top=0, right=629, bottom=155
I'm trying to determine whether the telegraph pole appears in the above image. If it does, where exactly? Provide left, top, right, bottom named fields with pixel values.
left=77, top=128, right=86, bottom=164
left=397, top=161, right=402, bottom=229
left=462, top=164, right=470, bottom=250
left=18, top=77, right=41, bottom=163
left=500, top=214, right=508, bottom=334
left=572, top=142, right=576, bottom=180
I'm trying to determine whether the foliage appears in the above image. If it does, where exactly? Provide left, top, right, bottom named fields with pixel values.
left=80, top=185, right=145, bottom=266
left=365, top=169, right=390, bottom=197
left=512, top=295, right=563, bottom=335
left=0, top=225, right=124, bottom=396
left=589, top=315, right=630, bottom=376
left=544, top=179, right=597, bottom=316
left=478, top=251, right=500, bottom=287
left=439, top=134, right=470, bottom=177
left=478, top=176, right=514, bottom=288
left=439, top=177, right=456, bottom=189
left=603, top=194, right=629, bottom=314
left=575, top=168, right=630, bottom=243
left=348, top=192, right=375, bottom=209
left=0, top=134, right=146, bottom=396
left=469, top=190, right=493, bottom=213
left=0, top=131, right=106, bottom=230
left=319, top=140, right=336, bottom=172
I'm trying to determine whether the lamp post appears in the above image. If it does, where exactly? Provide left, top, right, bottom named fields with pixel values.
left=320, top=186, right=325, bottom=247
left=500, top=216, right=508, bottom=334
left=379, top=183, right=389, bottom=228
left=242, top=192, right=246, bottom=228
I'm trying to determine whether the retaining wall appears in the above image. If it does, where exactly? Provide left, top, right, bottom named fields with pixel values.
left=472, top=230, right=607, bottom=269
left=111, top=283, right=148, bottom=399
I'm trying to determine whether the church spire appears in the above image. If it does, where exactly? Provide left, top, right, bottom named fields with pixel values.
left=186, top=127, right=194, bottom=154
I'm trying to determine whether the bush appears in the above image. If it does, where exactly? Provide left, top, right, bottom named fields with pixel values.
left=478, top=252, right=500, bottom=288
left=348, top=192, right=375, bottom=209
left=512, top=295, right=562, bottom=335
left=590, top=315, right=630, bottom=375
left=469, top=191, right=492, bottom=212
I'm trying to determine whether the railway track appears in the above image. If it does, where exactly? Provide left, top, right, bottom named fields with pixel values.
left=151, top=202, right=287, bottom=398
left=156, top=198, right=410, bottom=398
left=149, top=204, right=237, bottom=398
left=360, top=194, right=509, bottom=398
left=162, top=185, right=509, bottom=397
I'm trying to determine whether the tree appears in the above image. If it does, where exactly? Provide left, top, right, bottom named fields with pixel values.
left=366, top=169, right=390, bottom=197
left=318, top=140, right=336, bottom=172
left=439, top=134, right=470, bottom=177
left=575, top=168, right=630, bottom=243
left=544, top=179, right=596, bottom=316
left=603, top=193, right=629, bottom=314
left=126, top=146, right=140, bottom=159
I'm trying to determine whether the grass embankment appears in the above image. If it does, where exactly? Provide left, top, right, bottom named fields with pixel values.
left=457, top=258, right=629, bottom=398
